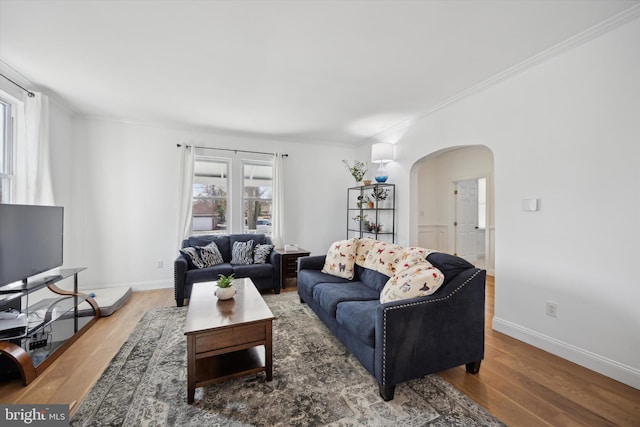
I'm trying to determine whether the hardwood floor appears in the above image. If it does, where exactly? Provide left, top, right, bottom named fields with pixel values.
left=1, top=278, right=639, bottom=426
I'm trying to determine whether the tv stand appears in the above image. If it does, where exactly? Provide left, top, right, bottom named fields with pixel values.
left=0, top=268, right=99, bottom=385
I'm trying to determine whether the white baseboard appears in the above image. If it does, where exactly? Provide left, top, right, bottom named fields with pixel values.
left=131, top=280, right=173, bottom=291
left=81, top=280, right=173, bottom=292
left=492, top=317, right=640, bottom=390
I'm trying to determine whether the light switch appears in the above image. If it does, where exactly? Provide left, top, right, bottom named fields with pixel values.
left=522, top=199, right=539, bottom=211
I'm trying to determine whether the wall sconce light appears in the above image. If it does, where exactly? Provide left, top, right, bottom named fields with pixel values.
left=371, top=142, right=394, bottom=183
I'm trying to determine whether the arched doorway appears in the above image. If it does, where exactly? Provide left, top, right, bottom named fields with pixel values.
left=412, top=145, right=494, bottom=274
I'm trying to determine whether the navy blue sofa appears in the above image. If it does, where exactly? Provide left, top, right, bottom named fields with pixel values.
left=297, top=251, right=485, bottom=401
left=174, top=234, right=281, bottom=306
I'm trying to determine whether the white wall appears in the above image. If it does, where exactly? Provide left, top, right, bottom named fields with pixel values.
left=392, top=16, right=640, bottom=388
left=56, top=118, right=356, bottom=290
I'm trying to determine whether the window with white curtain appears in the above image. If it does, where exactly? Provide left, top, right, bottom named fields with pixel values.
left=192, top=158, right=230, bottom=235
left=191, top=151, right=274, bottom=235
left=0, top=94, right=17, bottom=203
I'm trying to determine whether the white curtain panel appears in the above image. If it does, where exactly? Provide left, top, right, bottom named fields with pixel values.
left=177, top=144, right=195, bottom=246
left=16, top=92, right=55, bottom=205
left=271, top=153, right=285, bottom=248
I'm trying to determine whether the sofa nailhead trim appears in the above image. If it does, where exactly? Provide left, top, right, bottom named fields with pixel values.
left=381, top=268, right=483, bottom=387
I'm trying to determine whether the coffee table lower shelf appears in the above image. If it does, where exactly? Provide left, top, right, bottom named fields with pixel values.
left=193, top=345, right=267, bottom=388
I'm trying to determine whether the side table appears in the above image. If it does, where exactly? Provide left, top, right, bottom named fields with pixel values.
left=275, top=248, right=310, bottom=289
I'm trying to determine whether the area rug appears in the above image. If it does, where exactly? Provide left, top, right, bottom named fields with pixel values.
left=71, top=292, right=505, bottom=426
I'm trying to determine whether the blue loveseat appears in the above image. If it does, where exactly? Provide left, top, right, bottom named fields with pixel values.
left=297, top=242, right=485, bottom=401
left=174, top=234, right=281, bottom=306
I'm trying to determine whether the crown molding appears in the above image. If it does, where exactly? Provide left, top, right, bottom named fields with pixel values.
left=378, top=4, right=640, bottom=141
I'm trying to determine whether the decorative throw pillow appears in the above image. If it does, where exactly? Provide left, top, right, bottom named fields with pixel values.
left=363, top=241, right=405, bottom=276
left=197, top=242, right=224, bottom=267
left=355, top=238, right=377, bottom=267
left=321, top=238, right=358, bottom=279
left=254, top=244, right=274, bottom=264
left=231, top=240, right=254, bottom=265
left=380, top=262, right=445, bottom=303
left=398, top=246, right=435, bottom=270
left=179, top=247, right=206, bottom=269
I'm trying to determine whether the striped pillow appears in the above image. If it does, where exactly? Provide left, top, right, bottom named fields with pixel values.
left=197, top=242, right=224, bottom=267
left=231, top=240, right=254, bottom=265
left=179, top=247, right=206, bottom=269
left=254, top=244, right=274, bottom=264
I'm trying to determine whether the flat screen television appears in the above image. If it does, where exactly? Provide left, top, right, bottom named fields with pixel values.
left=0, top=204, right=64, bottom=286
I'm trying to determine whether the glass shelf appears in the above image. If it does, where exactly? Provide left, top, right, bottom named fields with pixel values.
left=347, top=184, right=395, bottom=242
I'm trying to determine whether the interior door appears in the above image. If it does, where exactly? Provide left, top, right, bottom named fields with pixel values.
left=455, top=179, right=479, bottom=264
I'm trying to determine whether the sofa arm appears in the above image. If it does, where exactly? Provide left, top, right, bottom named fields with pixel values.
left=174, top=254, right=189, bottom=307
left=269, top=249, right=282, bottom=294
left=298, top=255, right=326, bottom=272
left=374, top=268, right=486, bottom=388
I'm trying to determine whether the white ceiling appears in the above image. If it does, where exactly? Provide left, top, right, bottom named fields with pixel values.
left=1, top=0, right=638, bottom=146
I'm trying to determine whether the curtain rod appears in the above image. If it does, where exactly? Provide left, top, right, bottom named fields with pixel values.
left=0, top=73, right=35, bottom=98
left=176, top=144, right=288, bottom=157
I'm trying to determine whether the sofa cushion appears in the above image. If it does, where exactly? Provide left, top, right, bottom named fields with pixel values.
left=231, top=240, right=254, bottom=264
left=355, top=264, right=391, bottom=293
left=312, top=281, right=379, bottom=317
left=298, top=269, right=351, bottom=298
left=335, top=300, right=379, bottom=347
left=185, top=263, right=234, bottom=284
left=197, top=242, right=224, bottom=267
left=179, top=247, right=206, bottom=269
left=232, top=263, right=273, bottom=278
left=321, top=238, right=358, bottom=279
left=380, top=262, right=445, bottom=303
left=188, top=235, right=231, bottom=262
left=253, top=244, right=274, bottom=264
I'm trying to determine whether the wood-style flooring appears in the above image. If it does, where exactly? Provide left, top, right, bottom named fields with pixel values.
left=1, top=277, right=639, bottom=426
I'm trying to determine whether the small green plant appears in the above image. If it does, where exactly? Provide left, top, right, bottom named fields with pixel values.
left=371, top=186, right=389, bottom=201
left=217, top=273, right=235, bottom=288
left=342, top=160, right=368, bottom=183
left=356, top=194, right=371, bottom=207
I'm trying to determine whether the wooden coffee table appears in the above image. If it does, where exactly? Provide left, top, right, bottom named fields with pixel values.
left=184, top=278, right=274, bottom=403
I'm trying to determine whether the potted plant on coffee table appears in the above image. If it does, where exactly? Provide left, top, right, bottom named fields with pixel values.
left=215, top=273, right=237, bottom=300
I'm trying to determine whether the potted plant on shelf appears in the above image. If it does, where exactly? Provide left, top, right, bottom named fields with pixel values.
left=357, top=195, right=373, bottom=209
left=215, top=273, right=236, bottom=300
left=368, top=222, right=383, bottom=233
left=371, top=186, right=389, bottom=207
left=352, top=214, right=369, bottom=230
left=342, top=160, right=368, bottom=185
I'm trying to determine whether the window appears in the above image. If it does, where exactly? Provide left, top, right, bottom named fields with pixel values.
left=190, top=150, right=274, bottom=236
left=0, top=95, right=16, bottom=203
left=243, top=161, right=273, bottom=234
left=192, top=158, right=229, bottom=235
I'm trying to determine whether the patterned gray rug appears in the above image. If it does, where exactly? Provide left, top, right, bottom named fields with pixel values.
left=71, top=292, right=505, bottom=426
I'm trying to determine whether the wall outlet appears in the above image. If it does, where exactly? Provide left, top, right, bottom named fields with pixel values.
left=156, top=260, right=163, bottom=268
left=545, top=301, right=558, bottom=318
